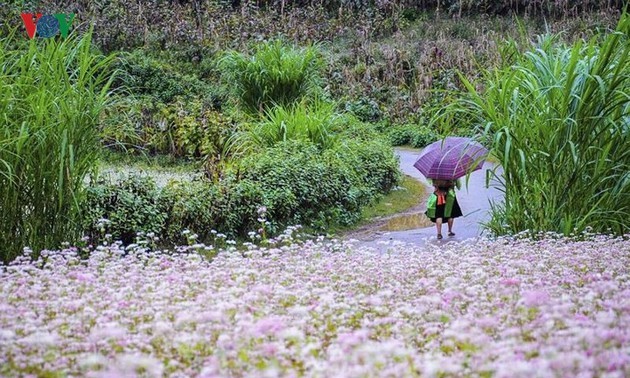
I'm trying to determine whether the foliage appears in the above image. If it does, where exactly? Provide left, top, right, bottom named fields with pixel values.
left=101, top=98, right=240, bottom=163
left=15, top=1, right=623, bottom=52
left=387, top=124, right=439, bottom=147
left=111, top=51, right=223, bottom=105
left=439, top=14, right=630, bottom=236
left=83, top=176, right=167, bottom=244
left=240, top=139, right=400, bottom=230
left=14, top=0, right=620, bottom=127
left=329, top=113, right=383, bottom=141
left=344, top=96, right=383, bottom=122
left=0, top=30, right=115, bottom=263
left=160, top=177, right=266, bottom=244
left=219, top=39, right=324, bottom=114
left=239, top=140, right=353, bottom=230
left=238, top=100, right=339, bottom=151
left=157, top=100, right=238, bottom=159
left=336, top=139, right=401, bottom=194
left=82, top=137, right=399, bottom=243
left=234, top=100, right=387, bottom=156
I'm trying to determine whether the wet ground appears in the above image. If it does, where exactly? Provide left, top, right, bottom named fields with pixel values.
left=345, top=147, right=504, bottom=250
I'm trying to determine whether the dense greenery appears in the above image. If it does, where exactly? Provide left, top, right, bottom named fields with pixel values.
left=387, top=123, right=439, bottom=148
left=243, top=100, right=339, bottom=150
left=220, top=40, right=324, bottom=114
left=4, top=1, right=622, bottom=49
left=0, top=31, right=115, bottom=263
left=440, top=13, right=630, bottom=236
left=111, top=51, right=223, bottom=104
left=83, top=139, right=400, bottom=245
left=3, top=1, right=621, bottom=124
left=83, top=176, right=167, bottom=244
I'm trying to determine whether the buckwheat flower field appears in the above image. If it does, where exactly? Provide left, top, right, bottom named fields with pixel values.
left=1, top=235, right=629, bottom=377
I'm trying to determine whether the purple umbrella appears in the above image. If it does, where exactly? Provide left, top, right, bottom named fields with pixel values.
left=413, top=137, right=489, bottom=180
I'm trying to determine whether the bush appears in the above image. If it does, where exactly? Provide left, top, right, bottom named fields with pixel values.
left=388, top=126, right=413, bottom=145
left=159, top=177, right=264, bottom=243
left=329, top=139, right=401, bottom=196
left=0, top=32, right=115, bottom=263
left=219, top=39, right=324, bottom=114
left=112, top=51, right=223, bottom=105
left=387, top=124, right=438, bottom=147
left=330, top=114, right=382, bottom=141
left=240, top=139, right=400, bottom=230
left=242, top=100, right=339, bottom=151
left=157, top=100, right=238, bottom=159
left=344, top=96, right=383, bottom=122
left=100, top=98, right=240, bottom=160
left=238, top=140, right=353, bottom=230
left=81, top=139, right=400, bottom=244
left=83, top=176, right=168, bottom=244
left=409, top=126, right=439, bottom=148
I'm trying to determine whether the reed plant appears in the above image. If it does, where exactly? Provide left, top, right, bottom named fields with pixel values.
left=437, top=13, right=630, bottom=236
left=0, top=30, right=116, bottom=263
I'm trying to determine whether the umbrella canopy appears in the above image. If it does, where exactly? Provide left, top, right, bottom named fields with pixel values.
left=413, top=137, right=489, bottom=180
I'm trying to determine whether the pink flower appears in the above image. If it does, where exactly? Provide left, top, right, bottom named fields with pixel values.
left=252, top=316, right=285, bottom=337
left=337, top=330, right=370, bottom=350
left=521, top=290, right=550, bottom=307
left=260, top=342, right=279, bottom=357
left=499, top=278, right=521, bottom=286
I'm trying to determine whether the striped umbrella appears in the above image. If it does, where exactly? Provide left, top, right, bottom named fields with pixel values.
left=413, top=137, right=489, bottom=180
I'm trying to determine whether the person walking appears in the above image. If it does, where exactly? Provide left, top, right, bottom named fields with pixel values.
left=425, top=179, right=463, bottom=239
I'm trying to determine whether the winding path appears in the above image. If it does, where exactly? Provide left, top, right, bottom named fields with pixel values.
left=346, top=147, right=504, bottom=249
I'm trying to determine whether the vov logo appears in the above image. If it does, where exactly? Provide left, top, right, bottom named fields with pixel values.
left=20, top=13, right=76, bottom=39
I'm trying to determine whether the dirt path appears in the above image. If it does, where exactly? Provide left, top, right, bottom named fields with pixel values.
left=344, top=147, right=503, bottom=250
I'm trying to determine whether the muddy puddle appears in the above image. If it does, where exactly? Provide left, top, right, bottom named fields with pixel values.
left=379, top=212, right=433, bottom=231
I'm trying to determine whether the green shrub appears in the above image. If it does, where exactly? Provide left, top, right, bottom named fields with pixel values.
left=79, top=135, right=400, bottom=243
left=83, top=176, right=168, bottom=244
left=219, top=39, right=324, bottom=114
left=330, top=114, right=382, bottom=141
left=101, top=97, right=239, bottom=160
left=238, top=140, right=353, bottom=230
left=387, top=124, right=438, bottom=147
left=99, top=96, right=148, bottom=151
left=160, top=178, right=262, bottom=243
left=409, top=126, right=439, bottom=148
left=159, top=100, right=238, bottom=159
left=387, top=126, right=413, bottom=145
left=0, top=31, right=115, bottom=263
left=234, top=101, right=383, bottom=155
left=440, top=14, right=630, bottom=236
left=112, top=51, right=223, bottom=105
left=329, top=139, right=401, bottom=196
left=344, top=96, right=383, bottom=122
left=160, top=180, right=219, bottom=243
left=243, top=100, right=339, bottom=150
left=240, top=139, right=400, bottom=230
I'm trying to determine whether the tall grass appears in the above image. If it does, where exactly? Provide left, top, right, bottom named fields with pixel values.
left=229, top=100, right=340, bottom=156
left=255, top=100, right=339, bottom=149
left=438, top=12, right=630, bottom=236
left=219, top=39, right=324, bottom=114
left=0, top=31, right=116, bottom=263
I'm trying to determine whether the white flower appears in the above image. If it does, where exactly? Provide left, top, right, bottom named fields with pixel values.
left=21, top=331, right=57, bottom=346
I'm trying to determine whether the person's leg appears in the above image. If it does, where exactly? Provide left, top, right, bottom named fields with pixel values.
left=436, top=218, right=443, bottom=239
left=447, top=218, right=455, bottom=236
